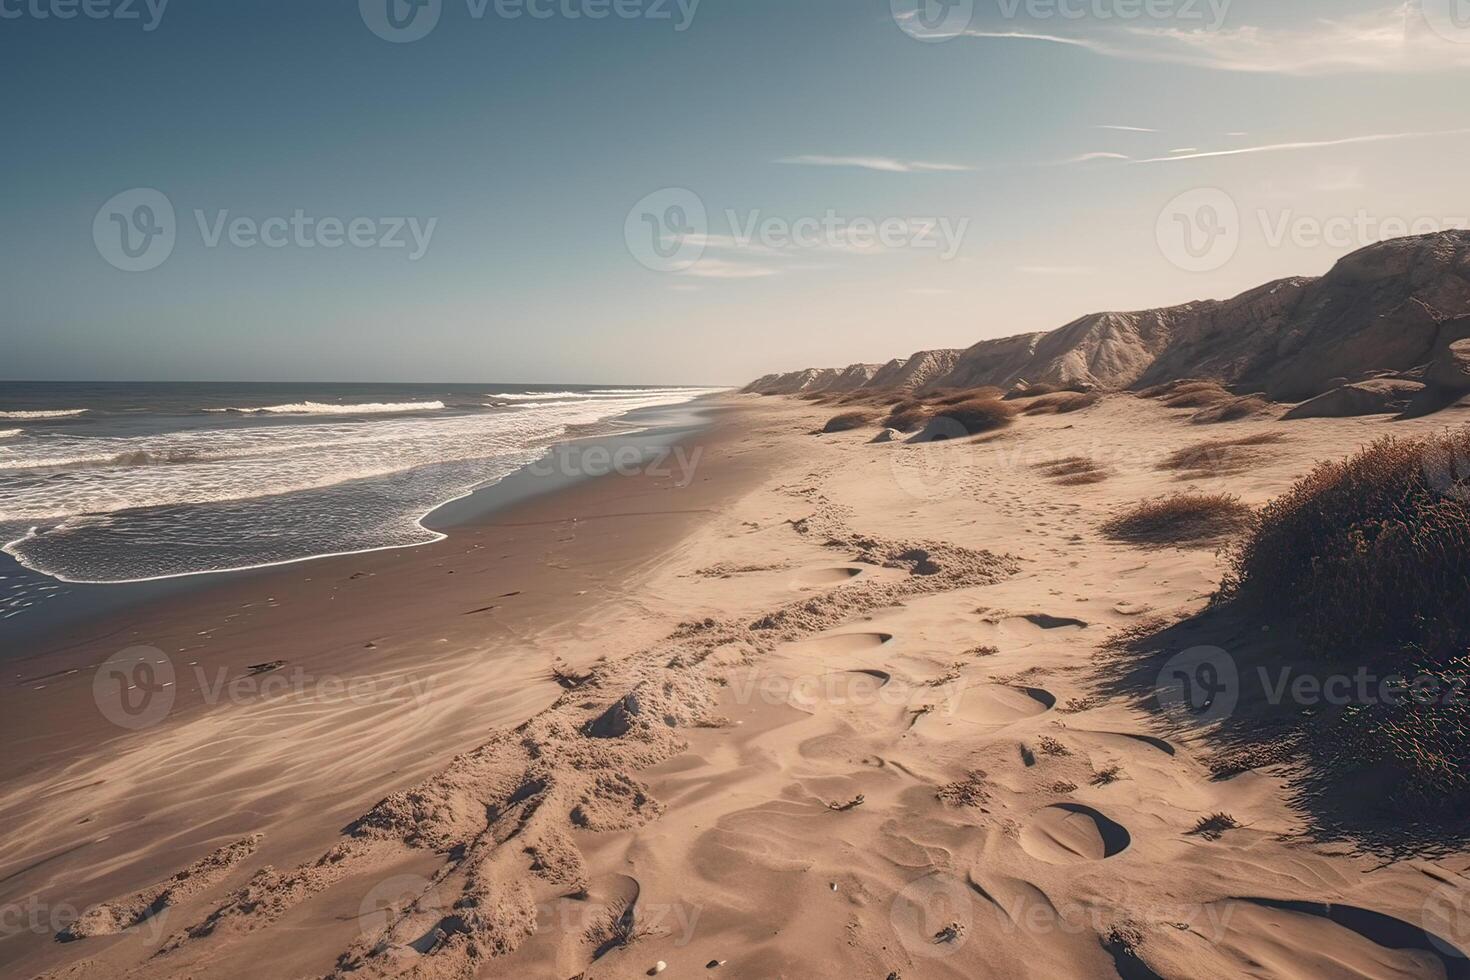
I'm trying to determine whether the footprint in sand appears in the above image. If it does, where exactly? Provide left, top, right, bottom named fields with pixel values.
left=1074, top=729, right=1176, bottom=757
left=788, top=669, right=894, bottom=712
left=789, top=566, right=864, bottom=590
left=1019, top=803, right=1131, bottom=864
left=919, top=685, right=1055, bottom=729
left=1206, top=898, right=1470, bottom=979
left=792, top=632, right=894, bottom=655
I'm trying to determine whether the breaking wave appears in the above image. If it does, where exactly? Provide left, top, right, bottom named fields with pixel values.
left=204, top=400, right=447, bottom=415
left=0, top=409, right=88, bottom=420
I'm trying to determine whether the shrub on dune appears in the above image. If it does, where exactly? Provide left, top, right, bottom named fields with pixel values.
left=1004, top=383, right=1060, bottom=401
left=1219, top=430, right=1470, bottom=809
left=933, top=386, right=1004, bottom=407
left=1190, top=396, right=1272, bottom=424
left=918, top=397, right=1017, bottom=440
left=821, top=410, right=878, bottom=433
left=1160, top=382, right=1234, bottom=409
left=1102, top=493, right=1253, bottom=546
left=1221, top=432, right=1470, bottom=662
left=883, top=405, right=931, bottom=432
left=1021, top=392, right=1101, bottom=416
left=1158, top=433, right=1286, bottom=477
left=1035, top=455, right=1111, bottom=485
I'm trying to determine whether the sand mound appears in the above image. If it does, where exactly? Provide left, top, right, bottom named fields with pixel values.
left=58, top=835, right=262, bottom=941
left=789, top=566, right=863, bottom=590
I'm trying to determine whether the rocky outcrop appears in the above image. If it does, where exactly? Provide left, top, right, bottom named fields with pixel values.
left=743, top=232, right=1470, bottom=410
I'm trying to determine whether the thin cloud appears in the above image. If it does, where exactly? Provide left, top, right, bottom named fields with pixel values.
left=953, top=6, right=1470, bottom=76
left=1058, top=151, right=1134, bottom=164
left=681, top=258, right=780, bottom=280
left=777, top=155, right=971, bottom=173
left=1095, top=125, right=1159, bottom=133
left=1132, top=127, right=1470, bottom=163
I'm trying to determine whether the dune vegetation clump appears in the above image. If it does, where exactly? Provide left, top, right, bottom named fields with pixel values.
left=1157, top=433, right=1286, bottom=478
left=883, top=404, right=931, bottom=433
left=1034, top=455, right=1111, bottom=485
left=1102, top=493, right=1253, bottom=547
left=821, top=411, right=878, bottom=433
left=1159, top=382, right=1235, bottom=409
left=1190, top=395, right=1273, bottom=424
left=920, top=397, right=1017, bottom=440
left=931, top=386, right=1004, bottom=407
left=1221, top=432, right=1470, bottom=662
left=1020, top=392, right=1100, bottom=416
left=1219, top=431, right=1470, bottom=810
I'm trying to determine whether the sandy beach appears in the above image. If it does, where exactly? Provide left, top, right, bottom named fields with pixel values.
left=5, top=390, right=1470, bottom=978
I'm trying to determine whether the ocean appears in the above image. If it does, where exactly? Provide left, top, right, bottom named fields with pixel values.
left=0, top=381, right=723, bottom=629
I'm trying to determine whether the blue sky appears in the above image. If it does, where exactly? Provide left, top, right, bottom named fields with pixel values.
left=3, top=0, right=1469, bottom=384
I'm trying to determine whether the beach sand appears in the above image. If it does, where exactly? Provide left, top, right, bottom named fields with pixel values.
left=5, top=393, right=1470, bottom=978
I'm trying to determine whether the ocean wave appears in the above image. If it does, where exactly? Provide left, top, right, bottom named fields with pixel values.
left=203, top=400, right=447, bottom=415
left=0, top=429, right=20, bottom=439
left=0, top=409, right=88, bottom=419
left=486, top=391, right=589, bottom=401
left=0, top=389, right=718, bottom=524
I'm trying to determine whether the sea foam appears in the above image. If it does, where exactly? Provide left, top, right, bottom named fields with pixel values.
left=0, top=409, right=89, bottom=419
left=204, top=400, right=447, bottom=415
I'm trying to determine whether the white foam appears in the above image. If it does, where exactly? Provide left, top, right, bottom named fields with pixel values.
left=0, top=409, right=88, bottom=419
left=486, top=391, right=589, bottom=401
left=0, top=429, right=20, bottom=439
left=203, top=400, right=447, bottom=415
left=0, top=388, right=725, bottom=524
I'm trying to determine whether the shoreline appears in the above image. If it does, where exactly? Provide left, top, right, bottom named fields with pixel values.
left=0, top=397, right=721, bottom=649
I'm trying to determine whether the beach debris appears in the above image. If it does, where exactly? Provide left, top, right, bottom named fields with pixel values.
left=707, top=959, right=725, bottom=968
left=1188, top=812, right=1240, bottom=840
left=245, top=661, right=286, bottom=675
left=649, top=961, right=667, bottom=975
left=827, top=794, right=865, bottom=812
left=933, top=922, right=964, bottom=944
left=550, top=661, right=594, bottom=690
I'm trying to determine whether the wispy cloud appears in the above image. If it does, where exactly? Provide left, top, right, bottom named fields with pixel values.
left=680, top=258, right=780, bottom=280
left=1132, top=127, right=1470, bottom=163
left=1095, top=125, right=1159, bottom=133
left=1058, top=151, right=1134, bottom=164
left=952, top=6, right=1470, bottom=76
left=776, top=155, right=971, bottom=173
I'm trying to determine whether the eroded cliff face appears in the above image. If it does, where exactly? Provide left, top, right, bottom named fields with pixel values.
left=744, top=231, right=1470, bottom=403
